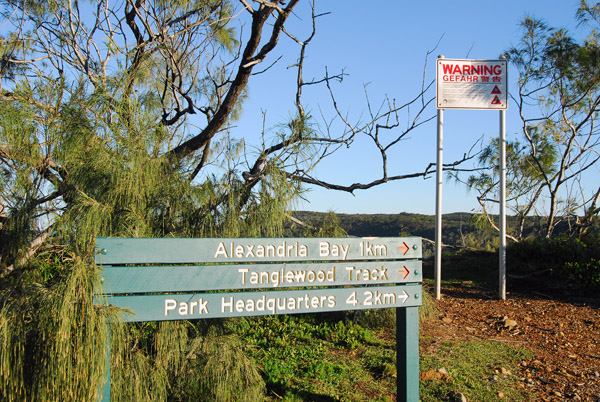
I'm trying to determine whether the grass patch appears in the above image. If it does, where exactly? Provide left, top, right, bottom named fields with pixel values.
left=232, top=314, right=397, bottom=402
left=420, top=340, right=534, bottom=402
left=227, top=291, right=535, bottom=401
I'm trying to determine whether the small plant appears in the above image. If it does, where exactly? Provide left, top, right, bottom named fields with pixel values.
left=508, top=234, right=600, bottom=294
left=563, top=258, right=600, bottom=292
left=325, top=321, right=378, bottom=349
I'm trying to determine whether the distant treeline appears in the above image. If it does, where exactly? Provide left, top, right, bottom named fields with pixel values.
left=286, top=211, right=587, bottom=248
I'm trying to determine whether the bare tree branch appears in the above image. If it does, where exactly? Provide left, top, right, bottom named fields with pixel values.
left=167, top=0, right=301, bottom=161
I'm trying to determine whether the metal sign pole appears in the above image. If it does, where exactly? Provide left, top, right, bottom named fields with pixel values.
left=436, top=57, right=508, bottom=300
left=435, top=107, right=444, bottom=300
left=499, top=109, right=507, bottom=300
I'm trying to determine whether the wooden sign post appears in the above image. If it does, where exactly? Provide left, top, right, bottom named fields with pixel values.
left=95, top=237, right=423, bottom=401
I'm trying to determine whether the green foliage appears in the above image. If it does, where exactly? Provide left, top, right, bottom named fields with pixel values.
left=0, top=73, right=294, bottom=402
left=436, top=250, right=499, bottom=288
left=316, top=211, right=348, bottom=237
left=298, top=211, right=348, bottom=238
left=0, top=254, right=111, bottom=402
left=0, top=2, right=307, bottom=399
left=482, top=3, right=600, bottom=238
left=350, top=308, right=397, bottom=330
left=170, top=333, right=265, bottom=402
left=508, top=235, right=581, bottom=270
left=0, top=35, right=303, bottom=397
left=321, top=320, right=379, bottom=349
left=467, top=133, right=559, bottom=240
left=2, top=251, right=270, bottom=402
left=232, top=314, right=398, bottom=401
left=565, top=258, right=600, bottom=291
left=507, top=234, right=600, bottom=293
left=418, top=289, right=437, bottom=324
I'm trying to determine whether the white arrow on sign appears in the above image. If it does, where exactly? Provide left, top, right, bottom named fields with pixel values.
left=398, top=290, right=409, bottom=304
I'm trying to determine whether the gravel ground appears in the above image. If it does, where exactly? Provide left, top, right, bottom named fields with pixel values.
left=421, top=284, right=600, bottom=402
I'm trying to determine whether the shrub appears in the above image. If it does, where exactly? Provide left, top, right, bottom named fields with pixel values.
left=508, top=235, right=600, bottom=293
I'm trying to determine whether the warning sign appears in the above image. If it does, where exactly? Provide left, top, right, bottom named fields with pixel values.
left=437, top=58, right=508, bottom=110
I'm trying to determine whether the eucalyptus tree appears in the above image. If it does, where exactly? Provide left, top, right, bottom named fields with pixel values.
left=468, top=2, right=600, bottom=239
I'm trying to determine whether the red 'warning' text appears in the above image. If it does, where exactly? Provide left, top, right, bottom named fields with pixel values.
left=441, top=63, right=503, bottom=76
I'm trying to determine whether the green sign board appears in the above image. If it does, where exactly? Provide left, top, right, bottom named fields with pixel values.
left=103, top=285, right=422, bottom=322
left=95, top=236, right=422, bottom=264
left=101, top=261, right=422, bottom=293
left=95, top=237, right=422, bottom=402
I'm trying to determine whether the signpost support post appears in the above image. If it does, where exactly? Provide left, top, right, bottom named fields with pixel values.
left=499, top=109, right=507, bottom=300
left=396, top=306, right=420, bottom=402
left=435, top=106, right=444, bottom=300
left=100, top=330, right=111, bottom=402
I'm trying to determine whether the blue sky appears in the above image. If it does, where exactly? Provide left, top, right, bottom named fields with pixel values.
left=233, top=0, right=585, bottom=215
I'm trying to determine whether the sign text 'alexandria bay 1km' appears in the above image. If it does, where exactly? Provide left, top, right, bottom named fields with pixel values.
left=437, top=58, right=508, bottom=110
left=95, top=237, right=422, bottom=322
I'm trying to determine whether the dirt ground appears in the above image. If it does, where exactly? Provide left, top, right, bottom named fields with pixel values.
left=421, top=283, right=600, bottom=401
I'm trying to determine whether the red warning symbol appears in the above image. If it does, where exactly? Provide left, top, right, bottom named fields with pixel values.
left=491, top=96, right=501, bottom=105
left=491, top=85, right=502, bottom=94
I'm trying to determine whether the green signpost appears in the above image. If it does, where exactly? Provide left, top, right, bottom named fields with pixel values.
left=95, top=236, right=423, bottom=402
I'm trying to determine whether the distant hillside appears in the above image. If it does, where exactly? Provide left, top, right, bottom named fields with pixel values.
left=287, top=211, right=474, bottom=244
left=285, top=211, right=580, bottom=248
